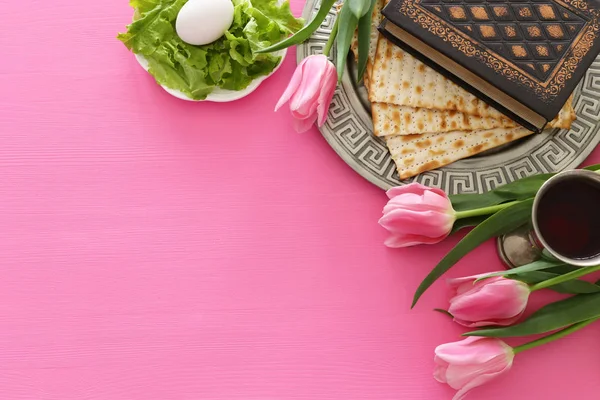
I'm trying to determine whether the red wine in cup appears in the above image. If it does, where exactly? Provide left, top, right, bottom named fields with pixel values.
left=536, top=177, right=600, bottom=260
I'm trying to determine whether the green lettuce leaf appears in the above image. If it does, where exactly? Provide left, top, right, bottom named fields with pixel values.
left=117, top=0, right=303, bottom=100
left=249, top=0, right=304, bottom=34
left=129, top=0, right=161, bottom=14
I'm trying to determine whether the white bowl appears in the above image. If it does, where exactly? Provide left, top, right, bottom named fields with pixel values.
left=134, top=48, right=286, bottom=102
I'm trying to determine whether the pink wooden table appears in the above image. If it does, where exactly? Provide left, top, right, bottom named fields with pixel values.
left=1, top=1, right=600, bottom=399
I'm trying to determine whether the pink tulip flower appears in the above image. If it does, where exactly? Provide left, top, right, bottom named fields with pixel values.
left=447, top=274, right=530, bottom=328
left=275, top=54, right=337, bottom=133
left=434, top=336, right=514, bottom=400
left=378, top=183, right=456, bottom=247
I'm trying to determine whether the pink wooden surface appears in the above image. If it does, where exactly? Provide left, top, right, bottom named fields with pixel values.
left=1, top=1, right=600, bottom=399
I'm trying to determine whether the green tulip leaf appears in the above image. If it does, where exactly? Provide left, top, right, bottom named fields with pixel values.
left=255, top=0, right=338, bottom=53
left=551, top=278, right=600, bottom=294
left=348, top=0, right=371, bottom=18
left=538, top=253, right=582, bottom=274
left=546, top=264, right=580, bottom=275
left=356, top=0, right=375, bottom=81
left=583, top=163, right=600, bottom=171
left=515, top=271, right=600, bottom=294
left=411, top=199, right=534, bottom=308
left=449, top=164, right=600, bottom=212
left=465, top=291, right=600, bottom=337
left=449, top=215, right=488, bottom=235
left=494, top=260, right=590, bottom=293
left=433, top=308, right=454, bottom=318
left=335, top=2, right=359, bottom=81
left=475, top=259, right=567, bottom=282
left=449, top=174, right=552, bottom=212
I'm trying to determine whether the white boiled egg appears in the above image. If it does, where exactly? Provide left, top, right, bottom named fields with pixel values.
left=176, top=0, right=234, bottom=46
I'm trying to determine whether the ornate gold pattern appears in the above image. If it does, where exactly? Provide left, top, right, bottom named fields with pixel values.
left=448, top=6, right=466, bottom=20
left=470, top=6, right=490, bottom=20
left=512, top=45, right=528, bottom=57
left=537, top=45, right=550, bottom=56
left=480, top=25, right=497, bottom=38
left=493, top=6, right=508, bottom=18
left=547, top=24, right=565, bottom=38
left=538, top=5, right=557, bottom=19
left=505, top=26, right=517, bottom=37
left=569, top=0, right=589, bottom=10
left=518, top=7, right=533, bottom=18
left=397, top=0, right=600, bottom=102
left=527, top=26, right=543, bottom=37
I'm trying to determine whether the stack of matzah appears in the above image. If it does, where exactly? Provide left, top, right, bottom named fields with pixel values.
left=348, top=0, right=576, bottom=180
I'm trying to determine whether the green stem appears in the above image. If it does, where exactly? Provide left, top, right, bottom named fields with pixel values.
left=454, top=200, right=521, bottom=220
left=513, top=317, right=600, bottom=354
left=323, top=15, right=339, bottom=57
left=530, top=264, right=600, bottom=292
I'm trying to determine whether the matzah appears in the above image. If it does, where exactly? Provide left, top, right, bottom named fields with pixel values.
left=372, top=96, right=575, bottom=136
left=365, top=0, right=385, bottom=89
left=549, top=95, right=577, bottom=129
left=369, top=36, right=508, bottom=119
left=371, top=103, right=517, bottom=136
left=385, top=127, right=534, bottom=179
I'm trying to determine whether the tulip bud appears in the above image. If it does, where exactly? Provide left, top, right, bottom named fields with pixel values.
left=447, top=274, right=530, bottom=328
left=434, top=336, right=514, bottom=400
left=275, top=55, right=337, bottom=133
left=378, top=183, right=456, bottom=248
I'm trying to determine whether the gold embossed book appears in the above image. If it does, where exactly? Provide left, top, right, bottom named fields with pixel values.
left=378, top=0, right=600, bottom=132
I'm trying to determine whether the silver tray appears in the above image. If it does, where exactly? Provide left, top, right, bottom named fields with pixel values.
left=297, top=0, right=600, bottom=194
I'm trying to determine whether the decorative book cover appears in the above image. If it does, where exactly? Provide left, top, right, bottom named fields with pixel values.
left=378, top=0, right=600, bottom=132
